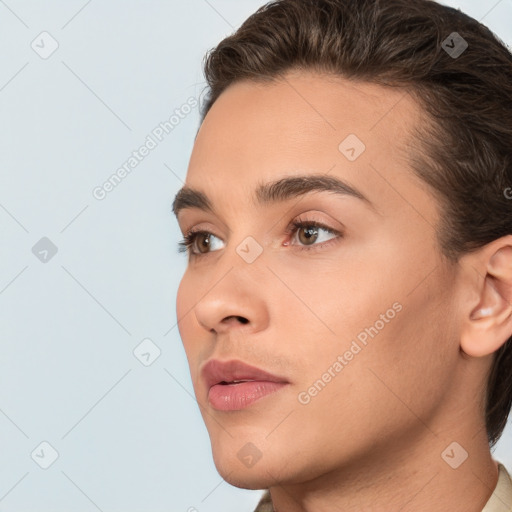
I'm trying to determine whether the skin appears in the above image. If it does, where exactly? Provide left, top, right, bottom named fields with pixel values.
left=174, top=70, right=512, bottom=512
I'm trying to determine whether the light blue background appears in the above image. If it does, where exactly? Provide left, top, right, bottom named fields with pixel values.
left=0, top=1, right=510, bottom=511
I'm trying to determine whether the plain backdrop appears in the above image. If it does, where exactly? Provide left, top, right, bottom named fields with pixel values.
left=0, top=1, right=511, bottom=511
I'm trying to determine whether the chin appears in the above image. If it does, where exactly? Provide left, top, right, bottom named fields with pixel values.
left=219, top=468, right=271, bottom=491
left=209, top=441, right=284, bottom=490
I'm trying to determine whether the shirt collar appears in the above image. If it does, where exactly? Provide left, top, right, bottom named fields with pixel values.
left=482, top=463, right=512, bottom=512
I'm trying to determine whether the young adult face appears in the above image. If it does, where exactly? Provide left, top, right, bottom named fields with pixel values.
left=173, top=70, right=493, bottom=493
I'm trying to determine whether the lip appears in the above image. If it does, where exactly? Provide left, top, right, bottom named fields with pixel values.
left=201, top=359, right=289, bottom=411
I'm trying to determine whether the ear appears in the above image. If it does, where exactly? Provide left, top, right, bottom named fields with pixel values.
left=460, top=237, right=512, bottom=358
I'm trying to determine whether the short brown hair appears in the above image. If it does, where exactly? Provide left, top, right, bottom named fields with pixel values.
left=199, top=0, right=512, bottom=447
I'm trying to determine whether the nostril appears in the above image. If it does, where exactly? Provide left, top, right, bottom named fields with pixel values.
left=223, top=315, right=249, bottom=324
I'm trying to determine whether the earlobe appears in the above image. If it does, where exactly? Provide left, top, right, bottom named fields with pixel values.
left=460, top=242, right=512, bottom=358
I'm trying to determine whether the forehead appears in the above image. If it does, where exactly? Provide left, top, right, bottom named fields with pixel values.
left=182, top=70, right=432, bottom=219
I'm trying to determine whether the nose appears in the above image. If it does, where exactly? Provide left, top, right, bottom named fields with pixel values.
left=193, top=268, right=270, bottom=335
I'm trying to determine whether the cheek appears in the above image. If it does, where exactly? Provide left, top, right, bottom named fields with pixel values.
left=276, top=241, right=455, bottom=418
left=277, top=298, right=455, bottom=469
left=267, top=250, right=402, bottom=372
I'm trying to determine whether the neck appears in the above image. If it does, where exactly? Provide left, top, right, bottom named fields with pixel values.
left=268, top=430, right=498, bottom=512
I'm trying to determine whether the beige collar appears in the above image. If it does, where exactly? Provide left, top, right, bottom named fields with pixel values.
left=482, top=463, right=512, bottom=512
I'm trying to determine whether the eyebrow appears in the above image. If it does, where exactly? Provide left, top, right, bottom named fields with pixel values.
left=172, top=174, right=373, bottom=219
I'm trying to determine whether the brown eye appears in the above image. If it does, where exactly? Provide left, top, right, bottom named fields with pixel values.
left=195, top=233, right=212, bottom=254
left=297, top=226, right=319, bottom=245
left=178, top=230, right=225, bottom=257
left=287, top=220, right=340, bottom=250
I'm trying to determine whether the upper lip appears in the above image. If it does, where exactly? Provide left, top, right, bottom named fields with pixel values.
left=202, top=359, right=289, bottom=390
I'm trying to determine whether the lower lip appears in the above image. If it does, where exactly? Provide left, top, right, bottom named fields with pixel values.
left=208, top=381, right=288, bottom=411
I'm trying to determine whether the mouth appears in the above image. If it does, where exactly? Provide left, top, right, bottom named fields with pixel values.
left=201, top=359, right=289, bottom=411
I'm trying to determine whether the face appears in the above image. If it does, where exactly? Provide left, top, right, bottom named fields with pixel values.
left=174, top=70, right=464, bottom=489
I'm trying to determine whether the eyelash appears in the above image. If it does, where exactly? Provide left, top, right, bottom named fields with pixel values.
left=177, top=218, right=342, bottom=258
